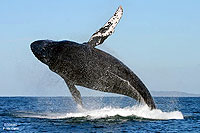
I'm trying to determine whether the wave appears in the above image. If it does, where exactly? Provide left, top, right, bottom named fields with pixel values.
left=14, top=105, right=183, bottom=120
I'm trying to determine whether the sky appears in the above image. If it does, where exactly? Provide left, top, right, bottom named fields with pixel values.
left=0, top=0, right=200, bottom=96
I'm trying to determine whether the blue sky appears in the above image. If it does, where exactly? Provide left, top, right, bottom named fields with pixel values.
left=0, top=0, right=200, bottom=96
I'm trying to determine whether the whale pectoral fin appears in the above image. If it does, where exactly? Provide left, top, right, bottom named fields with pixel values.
left=87, top=6, right=123, bottom=47
left=64, top=80, right=83, bottom=107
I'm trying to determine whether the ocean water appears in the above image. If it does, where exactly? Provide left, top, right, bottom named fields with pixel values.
left=0, top=97, right=199, bottom=132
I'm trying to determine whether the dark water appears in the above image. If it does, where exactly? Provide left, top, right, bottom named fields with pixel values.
left=0, top=97, right=199, bottom=132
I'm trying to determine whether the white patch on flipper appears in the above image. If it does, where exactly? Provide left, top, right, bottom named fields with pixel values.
left=88, top=6, right=123, bottom=46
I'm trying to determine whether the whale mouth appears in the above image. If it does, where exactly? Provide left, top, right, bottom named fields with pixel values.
left=31, top=40, right=52, bottom=65
left=31, top=41, right=45, bottom=57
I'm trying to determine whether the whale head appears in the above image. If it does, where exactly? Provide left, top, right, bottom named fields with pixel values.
left=31, top=40, right=65, bottom=68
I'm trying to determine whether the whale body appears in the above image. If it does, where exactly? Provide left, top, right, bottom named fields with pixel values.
left=31, top=6, right=156, bottom=109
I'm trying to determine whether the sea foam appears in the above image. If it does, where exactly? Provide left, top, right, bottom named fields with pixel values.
left=19, top=105, right=184, bottom=120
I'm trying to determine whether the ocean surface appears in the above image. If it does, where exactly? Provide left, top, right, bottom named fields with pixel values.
left=0, top=97, right=199, bottom=132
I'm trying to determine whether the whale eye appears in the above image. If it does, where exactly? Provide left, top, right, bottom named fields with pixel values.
left=41, top=47, right=46, bottom=52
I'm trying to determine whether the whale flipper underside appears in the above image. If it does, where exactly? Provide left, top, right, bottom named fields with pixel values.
left=88, top=6, right=123, bottom=47
left=64, top=80, right=83, bottom=106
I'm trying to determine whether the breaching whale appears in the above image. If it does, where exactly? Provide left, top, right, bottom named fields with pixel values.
left=31, top=6, right=156, bottom=109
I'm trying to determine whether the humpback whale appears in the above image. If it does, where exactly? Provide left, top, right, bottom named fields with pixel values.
left=31, top=6, right=156, bottom=109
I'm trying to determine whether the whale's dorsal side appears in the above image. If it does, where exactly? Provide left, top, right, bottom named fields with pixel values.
left=87, top=6, right=123, bottom=47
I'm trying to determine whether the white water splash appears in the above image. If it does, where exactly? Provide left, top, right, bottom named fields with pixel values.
left=19, top=105, right=183, bottom=120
